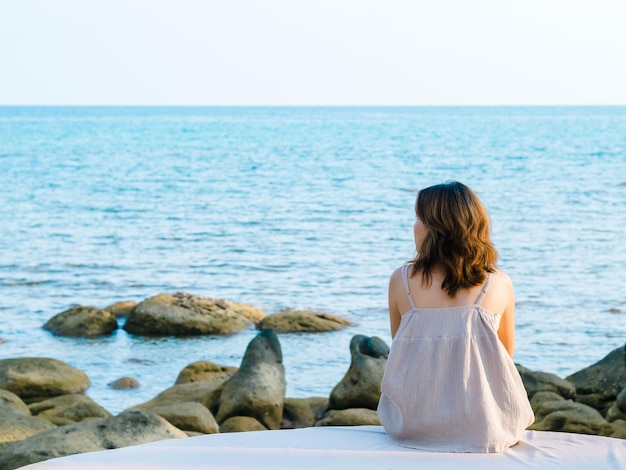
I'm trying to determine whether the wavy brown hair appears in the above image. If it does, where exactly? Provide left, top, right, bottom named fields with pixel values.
left=411, top=181, right=497, bottom=297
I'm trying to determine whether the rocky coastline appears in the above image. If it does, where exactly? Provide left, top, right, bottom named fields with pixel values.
left=1, top=293, right=625, bottom=469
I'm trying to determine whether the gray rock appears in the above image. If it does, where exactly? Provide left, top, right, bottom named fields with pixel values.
left=529, top=399, right=614, bottom=436
left=123, top=292, right=262, bottom=336
left=258, top=309, right=353, bottom=333
left=281, top=397, right=328, bottom=429
left=0, top=403, right=56, bottom=446
left=108, top=376, right=140, bottom=389
left=212, top=329, right=285, bottom=430
left=43, top=306, right=118, bottom=338
left=148, top=402, right=219, bottom=434
left=516, top=364, right=576, bottom=399
left=219, top=416, right=267, bottom=433
left=0, top=357, right=90, bottom=400
left=315, top=408, right=381, bottom=426
left=328, top=335, right=389, bottom=411
left=0, top=410, right=187, bottom=470
left=175, top=361, right=237, bottom=384
left=28, top=394, right=111, bottom=425
left=606, top=388, right=626, bottom=422
left=566, top=344, right=626, bottom=415
left=530, top=391, right=565, bottom=413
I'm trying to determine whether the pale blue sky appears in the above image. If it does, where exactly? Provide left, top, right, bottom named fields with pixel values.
left=1, top=0, right=624, bottom=105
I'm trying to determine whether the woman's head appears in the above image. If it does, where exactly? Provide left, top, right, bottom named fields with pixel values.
left=412, top=181, right=497, bottom=296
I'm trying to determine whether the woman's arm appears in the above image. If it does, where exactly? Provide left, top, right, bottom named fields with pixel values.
left=496, top=273, right=516, bottom=357
left=388, top=268, right=403, bottom=339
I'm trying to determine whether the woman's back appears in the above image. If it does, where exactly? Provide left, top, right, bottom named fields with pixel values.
left=377, top=264, right=534, bottom=452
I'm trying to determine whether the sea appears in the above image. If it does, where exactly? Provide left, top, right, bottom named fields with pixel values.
left=1, top=106, right=625, bottom=415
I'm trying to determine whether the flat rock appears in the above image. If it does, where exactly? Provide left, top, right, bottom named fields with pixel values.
left=315, top=408, right=381, bottom=426
left=175, top=361, right=237, bottom=384
left=0, top=410, right=187, bottom=470
left=328, top=335, right=389, bottom=411
left=212, top=329, right=285, bottom=430
left=123, top=292, right=263, bottom=336
left=258, top=309, right=353, bottom=333
left=0, top=357, right=90, bottom=400
left=28, top=394, right=111, bottom=426
left=148, top=402, right=219, bottom=434
left=43, top=306, right=118, bottom=338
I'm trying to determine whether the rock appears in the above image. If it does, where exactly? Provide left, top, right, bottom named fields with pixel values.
left=606, top=388, right=626, bottom=422
left=611, top=419, right=626, bottom=439
left=128, top=377, right=229, bottom=412
left=123, top=292, right=263, bottom=336
left=258, top=309, right=353, bottom=333
left=281, top=397, right=328, bottom=429
left=43, top=306, right=118, bottom=338
left=108, top=376, right=140, bottom=389
left=0, top=410, right=187, bottom=470
left=175, top=361, right=237, bottom=384
left=223, top=301, right=267, bottom=324
left=566, top=344, right=626, bottom=414
left=0, top=403, right=56, bottom=446
left=328, top=335, right=389, bottom=411
left=516, top=364, right=576, bottom=399
left=0, top=389, right=31, bottom=416
left=147, top=402, right=219, bottom=434
left=0, top=357, right=90, bottom=400
left=28, top=394, right=111, bottom=425
left=315, top=408, right=381, bottom=426
left=219, top=416, right=267, bottom=433
left=212, top=329, right=285, bottom=430
left=529, top=399, right=614, bottom=436
left=103, top=300, right=137, bottom=318
left=530, top=391, right=565, bottom=413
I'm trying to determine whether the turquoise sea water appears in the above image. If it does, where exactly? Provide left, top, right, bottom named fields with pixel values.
left=1, top=106, right=625, bottom=414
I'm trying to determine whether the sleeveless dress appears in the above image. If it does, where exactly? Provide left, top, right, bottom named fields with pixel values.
left=377, top=265, right=534, bottom=453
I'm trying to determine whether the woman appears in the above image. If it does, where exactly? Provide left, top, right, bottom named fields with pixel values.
left=377, top=181, right=534, bottom=452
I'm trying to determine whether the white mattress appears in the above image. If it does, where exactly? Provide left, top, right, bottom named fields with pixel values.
left=21, top=426, right=626, bottom=470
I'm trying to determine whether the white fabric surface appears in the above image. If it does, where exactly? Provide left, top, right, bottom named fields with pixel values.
left=22, top=426, right=626, bottom=470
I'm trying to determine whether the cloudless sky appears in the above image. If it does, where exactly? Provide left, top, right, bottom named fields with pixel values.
left=0, top=0, right=625, bottom=105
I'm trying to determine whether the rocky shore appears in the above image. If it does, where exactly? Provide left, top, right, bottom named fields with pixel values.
left=1, top=293, right=625, bottom=469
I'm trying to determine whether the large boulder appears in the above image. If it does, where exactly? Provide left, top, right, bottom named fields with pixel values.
left=566, top=344, right=626, bottom=414
left=0, top=401, right=56, bottom=447
left=315, top=408, right=381, bottom=427
left=147, top=402, right=219, bottom=434
left=28, top=394, right=111, bottom=426
left=123, top=292, right=265, bottom=336
left=0, top=410, right=187, bottom=470
left=258, top=309, right=353, bottom=333
left=281, top=397, right=328, bottom=429
left=529, top=399, right=614, bottom=436
left=516, top=365, right=576, bottom=399
left=175, top=361, right=237, bottom=384
left=211, top=329, right=286, bottom=430
left=43, top=306, right=118, bottom=338
left=0, top=358, right=90, bottom=400
left=328, top=335, right=389, bottom=411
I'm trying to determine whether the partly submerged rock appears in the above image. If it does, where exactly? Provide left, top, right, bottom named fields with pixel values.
left=212, top=329, right=285, bottom=430
left=0, top=410, right=187, bottom=470
left=328, top=335, right=389, bottom=411
left=108, top=376, right=140, bottom=390
left=175, top=361, right=237, bottom=385
left=43, top=306, right=118, bottom=338
left=0, top=357, right=90, bottom=400
left=123, top=292, right=265, bottom=336
left=258, top=309, right=353, bottom=333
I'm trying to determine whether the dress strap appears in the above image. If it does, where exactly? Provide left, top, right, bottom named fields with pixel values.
left=475, top=273, right=493, bottom=306
left=402, top=264, right=417, bottom=309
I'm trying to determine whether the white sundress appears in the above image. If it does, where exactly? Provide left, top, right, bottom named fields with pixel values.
left=377, top=265, right=534, bottom=453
